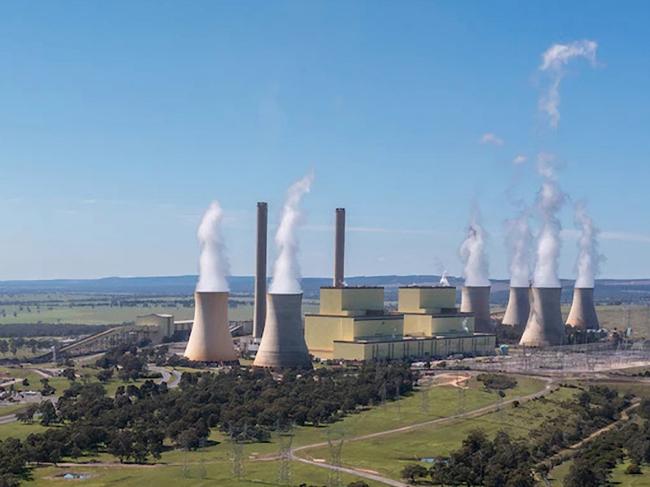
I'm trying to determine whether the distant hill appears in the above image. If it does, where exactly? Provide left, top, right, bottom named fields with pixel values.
left=1, top=275, right=649, bottom=303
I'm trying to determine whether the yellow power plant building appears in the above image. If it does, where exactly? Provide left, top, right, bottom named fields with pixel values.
left=305, top=286, right=496, bottom=361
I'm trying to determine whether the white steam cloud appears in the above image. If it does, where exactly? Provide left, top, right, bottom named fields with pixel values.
left=505, top=209, right=533, bottom=287
left=459, top=209, right=490, bottom=287
left=538, top=39, right=598, bottom=128
left=532, top=154, right=565, bottom=288
left=196, top=201, right=230, bottom=292
left=574, top=201, right=603, bottom=288
left=439, top=271, right=450, bottom=287
left=270, top=173, right=314, bottom=294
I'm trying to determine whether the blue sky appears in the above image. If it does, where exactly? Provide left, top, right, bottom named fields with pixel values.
left=0, top=1, right=648, bottom=280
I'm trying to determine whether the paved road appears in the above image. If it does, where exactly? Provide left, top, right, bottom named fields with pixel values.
left=0, top=413, right=17, bottom=425
left=149, top=366, right=182, bottom=389
left=288, top=376, right=557, bottom=487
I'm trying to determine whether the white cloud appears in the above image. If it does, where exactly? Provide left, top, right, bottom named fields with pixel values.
left=480, top=133, right=504, bottom=146
left=513, top=155, right=527, bottom=165
left=538, top=40, right=598, bottom=128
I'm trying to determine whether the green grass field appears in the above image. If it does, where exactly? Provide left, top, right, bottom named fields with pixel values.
left=0, top=293, right=320, bottom=328
left=0, top=373, right=547, bottom=486
left=299, top=383, right=571, bottom=481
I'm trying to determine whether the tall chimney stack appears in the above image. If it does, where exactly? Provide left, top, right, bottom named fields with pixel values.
left=334, top=208, right=345, bottom=288
left=253, top=202, right=268, bottom=340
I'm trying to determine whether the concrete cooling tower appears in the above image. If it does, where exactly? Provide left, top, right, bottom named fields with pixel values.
left=566, top=287, right=599, bottom=330
left=519, top=287, right=565, bottom=347
left=253, top=293, right=312, bottom=369
left=184, top=292, right=238, bottom=362
left=502, top=287, right=531, bottom=328
left=460, top=286, right=493, bottom=332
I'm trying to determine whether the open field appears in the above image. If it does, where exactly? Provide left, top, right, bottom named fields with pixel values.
left=30, top=459, right=384, bottom=487
left=0, top=293, right=320, bottom=328
left=0, top=373, right=547, bottom=486
left=299, top=383, right=571, bottom=481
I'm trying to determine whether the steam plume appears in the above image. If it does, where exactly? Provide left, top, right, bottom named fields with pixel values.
left=196, top=201, right=230, bottom=292
left=539, top=40, right=598, bottom=128
left=439, top=271, right=450, bottom=287
left=574, top=201, right=602, bottom=288
left=270, top=173, right=314, bottom=294
left=459, top=209, right=490, bottom=287
left=532, top=154, right=565, bottom=288
left=506, top=209, right=533, bottom=287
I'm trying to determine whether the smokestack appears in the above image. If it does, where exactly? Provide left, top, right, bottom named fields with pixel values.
left=253, top=202, right=268, bottom=340
left=185, top=292, right=238, bottom=362
left=502, top=287, right=531, bottom=327
left=519, top=287, right=565, bottom=346
left=253, top=293, right=312, bottom=369
left=566, top=287, right=599, bottom=330
left=460, top=286, right=493, bottom=332
left=334, top=208, right=345, bottom=288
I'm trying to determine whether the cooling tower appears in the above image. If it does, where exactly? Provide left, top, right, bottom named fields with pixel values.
left=460, top=286, right=493, bottom=332
left=502, top=287, right=531, bottom=327
left=184, top=292, right=238, bottom=362
left=519, top=287, right=565, bottom=347
left=566, top=287, right=599, bottom=330
left=253, top=202, right=268, bottom=340
left=334, top=208, right=345, bottom=288
left=253, top=293, right=312, bottom=369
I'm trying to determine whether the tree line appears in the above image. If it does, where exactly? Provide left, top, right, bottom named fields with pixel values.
left=399, top=385, right=631, bottom=486
left=0, top=357, right=415, bottom=486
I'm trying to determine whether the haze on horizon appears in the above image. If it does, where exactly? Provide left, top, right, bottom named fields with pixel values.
left=0, top=1, right=649, bottom=281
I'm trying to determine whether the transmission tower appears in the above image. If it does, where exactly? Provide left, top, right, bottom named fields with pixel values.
left=277, top=427, right=294, bottom=485
left=230, top=437, right=244, bottom=479
left=327, top=431, right=345, bottom=487
left=420, top=385, right=430, bottom=415
left=395, top=377, right=402, bottom=419
left=196, top=459, right=207, bottom=480
left=182, top=453, right=190, bottom=479
left=457, top=385, right=466, bottom=414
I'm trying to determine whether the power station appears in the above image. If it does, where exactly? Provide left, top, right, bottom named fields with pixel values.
left=177, top=202, right=603, bottom=365
left=303, top=209, right=495, bottom=361
left=502, top=286, right=531, bottom=328
left=566, top=287, right=600, bottom=330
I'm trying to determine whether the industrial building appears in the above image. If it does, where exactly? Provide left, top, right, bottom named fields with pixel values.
left=302, top=208, right=495, bottom=361
left=304, top=285, right=495, bottom=361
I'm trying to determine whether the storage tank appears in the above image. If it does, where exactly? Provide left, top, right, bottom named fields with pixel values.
left=502, top=287, right=530, bottom=327
left=253, top=293, right=312, bottom=369
left=566, top=287, right=599, bottom=330
left=460, top=286, right=493, bottom=332
left=519, top=287, right=565, bottom=346
left=184, top=292, right=238, bottom=362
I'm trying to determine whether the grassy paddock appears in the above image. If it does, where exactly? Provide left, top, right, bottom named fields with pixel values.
left=300, top=385, right=573, bottom=481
